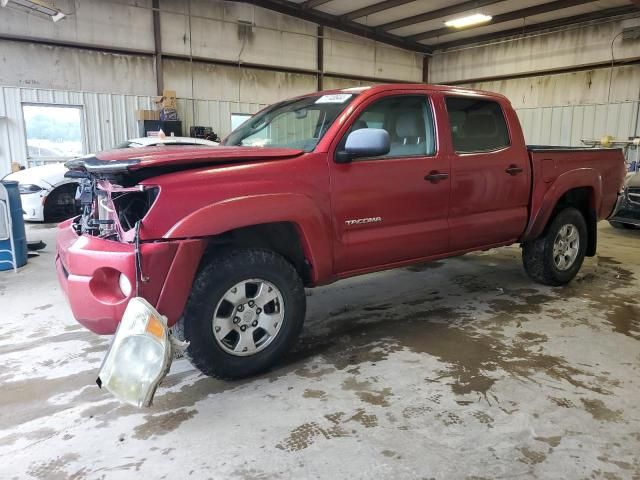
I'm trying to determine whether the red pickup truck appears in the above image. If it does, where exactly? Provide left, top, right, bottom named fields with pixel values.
left=58, top=84, right=625, bottom=391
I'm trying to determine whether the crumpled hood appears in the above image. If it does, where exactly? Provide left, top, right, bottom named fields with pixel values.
left=66, top=146, right=304, bottom=174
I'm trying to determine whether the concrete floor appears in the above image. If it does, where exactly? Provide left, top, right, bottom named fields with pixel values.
left=1, top=223, right=639, bottom=480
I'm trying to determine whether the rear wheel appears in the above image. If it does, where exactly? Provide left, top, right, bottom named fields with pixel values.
left=178, top=248, right=306, bottom=379
left=522, top=207, right=587, bottom=286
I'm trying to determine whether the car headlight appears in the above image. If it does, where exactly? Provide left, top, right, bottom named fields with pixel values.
left=18, top=184, right=43, bottom=194
left=97, top=298, right=173, bottom=407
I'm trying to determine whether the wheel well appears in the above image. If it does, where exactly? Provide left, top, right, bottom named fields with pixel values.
left=43, top=183, right=80, bottom=222
left=204, top=222, right=312, bottom=285
left=553, top=187, right=597, bottom=256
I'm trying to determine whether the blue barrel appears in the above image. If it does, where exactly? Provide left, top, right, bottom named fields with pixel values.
left=0, top=180, right=28, bottom=270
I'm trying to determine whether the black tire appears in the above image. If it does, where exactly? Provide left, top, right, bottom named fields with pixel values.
left=522, top=207, right=587, bottom=286
left=177, top=248, right=306, bottom=380
left=609, top=220, right=636, bottom=230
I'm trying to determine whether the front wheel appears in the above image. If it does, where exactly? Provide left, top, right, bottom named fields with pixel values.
left=178, top=248, right=306, bottom=380
left=522, top=207, right=587, bottom=286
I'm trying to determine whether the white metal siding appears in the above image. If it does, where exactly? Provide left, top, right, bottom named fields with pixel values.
left=0, top=86, right=265, bottom=175
left=516, top=101, right=640, bottom=146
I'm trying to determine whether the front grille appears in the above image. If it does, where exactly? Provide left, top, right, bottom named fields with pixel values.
left=628, top=187, right=640, bottom=204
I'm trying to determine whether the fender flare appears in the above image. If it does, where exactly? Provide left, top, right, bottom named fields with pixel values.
left=523, top=168, right=602, bottom=241
left=164, top=193, right=333, bottom=283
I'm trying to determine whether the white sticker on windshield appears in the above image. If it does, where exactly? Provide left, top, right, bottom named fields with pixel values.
left=315, top=94, right=353, bottom=104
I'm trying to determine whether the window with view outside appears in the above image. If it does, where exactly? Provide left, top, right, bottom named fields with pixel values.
left=445, top=97, right=510, bottom=153
left=231, top=113, right=253, bottom=132
left=224, top=93, right=358, bottom=151
left=23, top=104, right=84, bottom=160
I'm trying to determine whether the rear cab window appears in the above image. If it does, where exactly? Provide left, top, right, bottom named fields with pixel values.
left=445, top=97, right=510, bottom=153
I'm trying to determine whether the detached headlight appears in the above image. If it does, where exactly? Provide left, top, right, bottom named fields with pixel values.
left=19, top=184, right=43, bottom=194
left=97, top=298, right=173, bottom=407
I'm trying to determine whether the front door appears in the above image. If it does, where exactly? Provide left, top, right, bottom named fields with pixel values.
left=330, top=93, right=450, bottom=274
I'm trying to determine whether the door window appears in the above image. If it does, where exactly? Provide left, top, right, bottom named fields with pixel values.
left=445, top=97, right=510, bottom=153
left=341, top=95, right=436, bottom=159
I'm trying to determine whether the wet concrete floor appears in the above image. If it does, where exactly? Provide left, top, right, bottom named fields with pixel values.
left=0, top=223, right=639, bottom=479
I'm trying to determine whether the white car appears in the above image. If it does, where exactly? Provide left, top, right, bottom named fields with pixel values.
left=4, top=136, right=219, bottom=222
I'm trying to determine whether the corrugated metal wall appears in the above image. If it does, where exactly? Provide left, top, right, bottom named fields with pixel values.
left=515, top=101, right=640, bottom=146
left=2, top=85, right=639, bottom=176
left=0, top=86, right=266, bottom=174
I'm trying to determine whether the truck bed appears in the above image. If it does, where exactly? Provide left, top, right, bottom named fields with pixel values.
left=524, top=146, right=626, bottom=241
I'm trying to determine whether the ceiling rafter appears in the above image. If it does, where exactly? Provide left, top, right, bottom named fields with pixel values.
left=431, top=5, right=639, bottom=50
left=301, top=0, right=333, bottom=8
left=341, top=0, right=417, bottom=22
left=231, top=0, right=432, bottom=53
left=377, top=0, right=505, bottom=32
left=409, top=0, right=598, bottom=42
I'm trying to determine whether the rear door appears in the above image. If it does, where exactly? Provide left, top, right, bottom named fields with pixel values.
left=445, top=96, right=530, bottom=251
left=329, top=92, right=450, bottom=273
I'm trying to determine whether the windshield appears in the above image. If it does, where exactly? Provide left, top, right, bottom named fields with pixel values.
left=223, top=93, right=358, bottom=151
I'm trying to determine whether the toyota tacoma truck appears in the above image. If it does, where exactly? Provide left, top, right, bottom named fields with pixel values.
left=56, top=84, right=626, bottom=406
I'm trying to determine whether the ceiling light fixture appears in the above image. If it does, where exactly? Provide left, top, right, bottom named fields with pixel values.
left=2, top=0, right=67, bottom=22
left=445, top=13, right=492, bottom=29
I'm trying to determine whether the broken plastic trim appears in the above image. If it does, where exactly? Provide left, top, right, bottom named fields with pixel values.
left=134, top=221, right=148, bottom=296
left=65, top=154, right=141, bottom=174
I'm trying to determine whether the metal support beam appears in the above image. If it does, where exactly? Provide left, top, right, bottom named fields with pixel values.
left=342, top=0, right=417, bottom=22
left=377, top=0, right=505, bottom=32
left=317, top=25, right=324, bottom=90
left=229, top=0, right=431, bottom=53
left=0, top=33, right=155, bottom=56
left=422, top=56, right=429, bottom=83
left=431, top=5, right=639, bottom=50
left=410, top=0, right=597, bottom=42
left=152, top=0, right=163, bottom=95
left=441, top=55, right=640, bottom=85
left=302, top=0, right=333, bottom=8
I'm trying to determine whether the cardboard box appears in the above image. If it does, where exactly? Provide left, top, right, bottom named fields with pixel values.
left=154, top=89, right=177, bottom=109
left=162, top=97, right=177, bottom=109
left=135, top=109, right=160, bottom=121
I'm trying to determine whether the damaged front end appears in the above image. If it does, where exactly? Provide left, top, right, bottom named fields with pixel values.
left=68, top=162, right=158, bottom=243
left=65, top=155, right=181, bottom=407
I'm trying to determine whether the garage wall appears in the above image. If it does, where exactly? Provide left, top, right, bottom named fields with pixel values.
left=0, top=85, right=271, bottom=172
left=430, top=17, right=640, bottom=146
left=0, top=0, right=423, bottom=175
left=429, top=18, right=640, bottom=85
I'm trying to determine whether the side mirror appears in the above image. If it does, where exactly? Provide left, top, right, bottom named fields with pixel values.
left=335, top=128, right=391, bottom=163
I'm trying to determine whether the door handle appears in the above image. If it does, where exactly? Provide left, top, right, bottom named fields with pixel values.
left=424, top=171, right=449, bottom=183
left=505, top=165, right=524, bottom=176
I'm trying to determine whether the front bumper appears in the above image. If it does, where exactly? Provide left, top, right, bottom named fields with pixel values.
left=20, top=191, right=47, bottom=221
left=56, top=218, right=205, bottom=334
left=608, top=189, right=640, bottom=226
